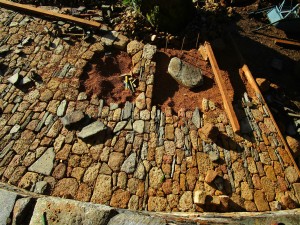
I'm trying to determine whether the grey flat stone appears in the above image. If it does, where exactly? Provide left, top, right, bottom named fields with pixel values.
left=10, top=124, right=20, bottom=134
left=192, top=107, right=201, bottom=129
left=78, top=121, right=106, bottom=139
left=121, top=153, right=136, bottom=174
left=122, top=101, right=132, bottom=120
left=29, top=197, right=111, bottom=225
left=133, top=120, right=144, bottom=134
left=8, top=72, right=19, bottom=84
left=57, top=100, right=67, bottom=117
left=142, top=44, right=157, bottom=60
left=61, top=110, right=84, bottom=127
left=110, top=103, right=119, bottom=110
left=113, top=121, right=128, bottom=133
left=34, top=181, right=48, bottom=194
left=0, top=189, right=17, bottom=225
left=108, top=212, right=166, bottom=225
left=19, top=76, right=32, bottom=85
left=28, top=147, right=55, bottom=176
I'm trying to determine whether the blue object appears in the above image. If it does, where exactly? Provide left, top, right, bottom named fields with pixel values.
left=250, top=0, right=300, bottom=33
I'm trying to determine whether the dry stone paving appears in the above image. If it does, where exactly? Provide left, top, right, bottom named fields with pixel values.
left=0, top=6, right=300, bottom=214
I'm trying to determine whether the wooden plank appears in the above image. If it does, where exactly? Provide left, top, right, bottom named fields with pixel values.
left=0, top=0, right=101, bottom=29
left=274, top=38, right=300, bottom=47
left=242, top=64, right=300, bottom=177
left=204, top=42, right=240, bottom=133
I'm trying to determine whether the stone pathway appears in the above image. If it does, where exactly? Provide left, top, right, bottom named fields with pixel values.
left=0, top=6, right=300, bottom=214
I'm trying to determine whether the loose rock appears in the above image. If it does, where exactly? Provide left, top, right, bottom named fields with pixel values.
left=168, top=57, right=203, bottom=88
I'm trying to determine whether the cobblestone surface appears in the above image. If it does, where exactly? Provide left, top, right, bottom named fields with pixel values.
left=0, top=7, right=300, bottom=213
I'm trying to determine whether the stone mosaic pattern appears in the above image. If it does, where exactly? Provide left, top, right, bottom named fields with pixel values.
left=0, top=7, right=300, bottom=213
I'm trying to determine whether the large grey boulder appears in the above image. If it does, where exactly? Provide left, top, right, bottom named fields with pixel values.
left=168, top=57, right=203, bottom=89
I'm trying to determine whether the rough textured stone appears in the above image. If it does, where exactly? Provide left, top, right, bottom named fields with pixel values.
left=199, top=123, right=218, bottom=142
left=108, top=152, right=125, bottom=172
left=91, top=175, right=112, bottom=204
left=194, top=191, right=207, bottom=208
left=52, top=178, right=79, bottom=199
left=254, top=190, right=270, bottom=212
left=78, top=121, right=106, bottom=139
left=110, top=189, right=130, bottom=208
left=205, top=170, right=218, bottom=183
left=121, top=153, right=136, bottom=174
left=149, top=167, right=164, bottom=189
left=83, top=163, right=101, bottom=185
left=135, top=92, right=146, bottom=110
left=285, top=166, right=299, bottom=183
left=286, top=136, right=300, bottom=157
left=127, top=40, right=144, bottom=56
left=29, top=197, right=111, bottom=225
left=178, top=191, right=193, bottom=211
left=28, top=148, right=55, bottom=176
left=142, top=44, right=157, bottom=60
left=168, top=57, right=203, bottom=88
left=148, top=197, right=167, bottom=212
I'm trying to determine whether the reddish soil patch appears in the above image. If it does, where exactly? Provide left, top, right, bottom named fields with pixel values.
left=83, top=50, right=134, bottom=104
left=153, top=48, right=232, bottom=113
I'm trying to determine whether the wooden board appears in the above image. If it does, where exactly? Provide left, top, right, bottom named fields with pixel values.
left=242, top=64, right=300, bottom=176
left=274, top=38, right=300, bottom=47
left=0, top=0, right=101, bottom=29
left=204, top=42, right=240, bottom=133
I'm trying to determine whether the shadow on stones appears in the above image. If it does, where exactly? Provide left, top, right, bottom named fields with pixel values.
left=152, top=51, right=178, bottom=104
left=14, top=197, right=37, bottom=225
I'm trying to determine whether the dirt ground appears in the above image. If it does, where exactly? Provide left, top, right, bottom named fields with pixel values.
left=152, top=48, right=234, bottom=112
left=82, top=50, right=134, bottom=105
left=75, top=0, right=299, bottom=115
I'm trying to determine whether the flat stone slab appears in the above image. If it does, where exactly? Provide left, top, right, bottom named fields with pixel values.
left=78, top=121, right=106, bottom=139
left=108, top=212, right=166, bottom=225
left=28, top=147, right=55, bottom=176
left=0, top=189, right=17, bottom=225
left=29, top=197, right=111, bottom=225
left=61, top=110, right=85, bottom=127
left=168, top=57, right=203, bottom=88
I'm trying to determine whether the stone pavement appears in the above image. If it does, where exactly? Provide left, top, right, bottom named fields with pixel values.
left=0, top=6, right=300, bottom=214
left=1, top=182, right=300, bottom=225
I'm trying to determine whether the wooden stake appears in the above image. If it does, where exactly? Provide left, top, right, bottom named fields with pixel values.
left=0, top=0, right=101, bottom=29
left=196, top=33, right=200, bottom=49
left=205, top=41, right=240, bottom=133
left=181, top=36, right=185, bottom=53
left=165, top=37, right=168, bottom=51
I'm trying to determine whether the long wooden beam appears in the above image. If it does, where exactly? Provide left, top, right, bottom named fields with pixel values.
left=242, top=64, right=300, bottom=176
left=0, top=0, right=101, bottom=29
left=204, top=42, right=240, bottom=133
left=273, top=38, right=300, bottom=47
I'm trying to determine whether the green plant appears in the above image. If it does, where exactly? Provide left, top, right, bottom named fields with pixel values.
left=122, top=0, right=142, bottom=11
left=146, top=5, right=159, bottom=27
